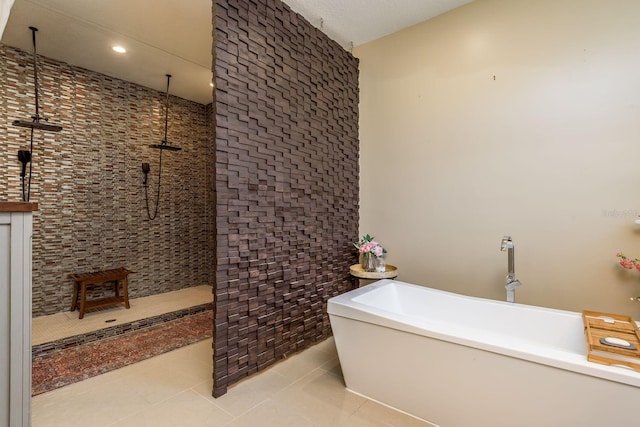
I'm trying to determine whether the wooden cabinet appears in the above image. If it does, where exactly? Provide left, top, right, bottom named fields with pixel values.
left=0, top=202, right=36, bottom=427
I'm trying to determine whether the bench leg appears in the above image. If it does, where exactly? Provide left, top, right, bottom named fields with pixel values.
left=70, top=281, right=79, bottom=312
left=122, top=277, right=130, bottom=309
left=79, top=283, right=87, bottom=319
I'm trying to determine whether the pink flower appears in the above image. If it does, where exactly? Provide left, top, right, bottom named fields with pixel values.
left=358, top=242, right=376, bottom=253
left=354, top=234, right=387, bottom=257
left=620, top=259, right=634, bottom=269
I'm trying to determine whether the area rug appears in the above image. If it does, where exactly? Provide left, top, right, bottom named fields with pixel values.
left=32, top=310, right=213, bottom=395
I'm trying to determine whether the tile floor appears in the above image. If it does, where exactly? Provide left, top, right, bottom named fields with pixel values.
left=32, top=285, right=213, bottom=345
left=32, top=337, right=434, bottom=427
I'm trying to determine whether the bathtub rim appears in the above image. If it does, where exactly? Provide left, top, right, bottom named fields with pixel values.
left=327, top=279, right=640, bottom=389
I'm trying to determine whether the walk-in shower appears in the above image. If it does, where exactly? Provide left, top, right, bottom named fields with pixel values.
left=142, top=74, right=181, bottom=220
left=12, top=27, right=63, bottom=201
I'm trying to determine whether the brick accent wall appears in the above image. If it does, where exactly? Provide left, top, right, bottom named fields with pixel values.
left=0, top=45, right=215, bottom=316
left=213, top=0, right=359, bottom=396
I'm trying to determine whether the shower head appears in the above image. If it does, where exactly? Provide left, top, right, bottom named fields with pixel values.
left=149, top=142, right=182, bottom=151
left=13, top=119, right=63, bottom=132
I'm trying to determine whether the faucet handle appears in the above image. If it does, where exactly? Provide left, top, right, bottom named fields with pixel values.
left=505, top=280, right=522, bottom=291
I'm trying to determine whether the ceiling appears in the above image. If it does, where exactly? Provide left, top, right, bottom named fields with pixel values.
left=284, top=0, right=473, bottom=47
left=1, top=0, right=472, bottom=105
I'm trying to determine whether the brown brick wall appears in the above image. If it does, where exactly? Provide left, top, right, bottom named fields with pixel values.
left=0, top=45, right=215, bottom=316
left=213, top=0, right=359, bottom=396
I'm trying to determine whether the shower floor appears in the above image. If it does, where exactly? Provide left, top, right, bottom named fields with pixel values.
left=31, top=285, right=213, bottom=395
left=32, top=285, right=213, bottom=345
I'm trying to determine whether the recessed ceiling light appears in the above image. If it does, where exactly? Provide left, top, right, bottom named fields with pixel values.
left=210, top=82, right=214, bottom=87
left=112, top=46, right=127, bottom=53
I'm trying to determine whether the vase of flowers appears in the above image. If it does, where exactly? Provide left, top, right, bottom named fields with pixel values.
left=354, top=234, right=387, bottom=272
left=616, top=252, right=640, bottom=271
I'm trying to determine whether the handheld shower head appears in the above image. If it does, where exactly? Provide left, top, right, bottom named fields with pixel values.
left=18, top=150, right=32, bottom=177
left=17, top=150, right=33, bottom=201
left=142, top=162, right=150, bottom=186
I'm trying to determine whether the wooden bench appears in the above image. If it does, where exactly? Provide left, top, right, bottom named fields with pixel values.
left=69, top=267, right=133, bottom=319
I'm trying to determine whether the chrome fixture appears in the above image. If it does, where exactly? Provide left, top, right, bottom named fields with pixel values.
left=12, top=27, right=63, bottom=132
left=149, top=74, right=181, bottom=152
left=501, top=236, right=522, bottom=303
left=142, top=74, right=181, bottom=220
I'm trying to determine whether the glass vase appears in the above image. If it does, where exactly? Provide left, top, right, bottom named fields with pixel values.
left=361, top=253, right=377, bottom=272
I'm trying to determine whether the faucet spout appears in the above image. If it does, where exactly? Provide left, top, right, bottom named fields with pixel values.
left=501, top=236, right=515, bottom=282
left=500, top=236, right=513, bottom=252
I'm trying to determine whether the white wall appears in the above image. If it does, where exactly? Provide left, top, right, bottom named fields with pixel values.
left=356, top=0, right=640, bottom=315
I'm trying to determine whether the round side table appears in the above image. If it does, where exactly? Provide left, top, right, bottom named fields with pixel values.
left=349, top=264, right=398, bottom=287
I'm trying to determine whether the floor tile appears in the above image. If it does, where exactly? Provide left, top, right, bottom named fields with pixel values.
left=107, top=390, right=234, bottom=427
left=224, top=398, right=318, bottom=427
left=196, top=368, right=294, bottom=417
left=32, top=375, right=154, bottom=427
left=271, top=344, right=338, bottom=381
left=273, top=367, right=368, bottom=427
left=343, top=400, right=436, bottom=427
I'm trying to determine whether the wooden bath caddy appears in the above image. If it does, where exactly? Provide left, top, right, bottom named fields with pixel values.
left=582, top=310, right=640, bottom=372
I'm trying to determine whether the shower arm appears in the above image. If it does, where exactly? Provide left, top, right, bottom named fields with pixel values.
left=30, top=27, right=40, bottom=121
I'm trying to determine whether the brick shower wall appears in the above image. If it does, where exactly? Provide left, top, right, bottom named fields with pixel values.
left=213, top=0, right=359, bottom=396
left=0, top=45, right=215, bottom=316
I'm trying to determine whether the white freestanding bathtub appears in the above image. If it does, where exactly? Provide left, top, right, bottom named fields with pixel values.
left=327, top=280, right=640, bottom=427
